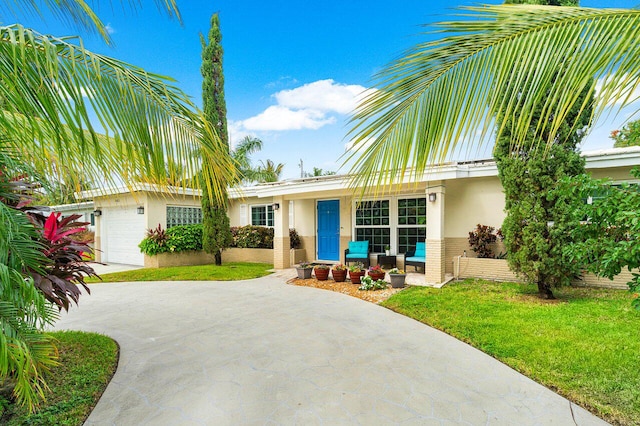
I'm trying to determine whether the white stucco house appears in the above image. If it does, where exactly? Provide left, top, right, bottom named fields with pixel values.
left=32, top=201, right=97, bottom=232
left=80, top=147, right=640, bottom=285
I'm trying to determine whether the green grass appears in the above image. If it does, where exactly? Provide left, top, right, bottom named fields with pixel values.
left=87, top=262, right=273, bottom=283
left=382, top=280, right=640, bottom=425
left=2, top=331, right=118, bottom=426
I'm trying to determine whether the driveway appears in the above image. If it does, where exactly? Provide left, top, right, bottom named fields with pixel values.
left=54, top=276, right=607, bottom=425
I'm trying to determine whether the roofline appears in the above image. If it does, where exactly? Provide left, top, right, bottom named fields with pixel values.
left=230, top=146, right=640, bottom=199
left=48, top=201, right=95, bottom=211
left=77, top=147, right=640, bottom=200
left=78, top=183, right=200, bottom=200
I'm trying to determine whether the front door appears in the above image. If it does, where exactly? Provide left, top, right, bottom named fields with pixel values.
left=317, top=200, right=340, bottom=261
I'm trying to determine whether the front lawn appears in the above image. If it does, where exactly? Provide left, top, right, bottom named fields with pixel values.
left=382, top=280, right=640, bottom=425
left=2, top=331, right=118, bottom=425
left=87, top=262, right=273, bottom=283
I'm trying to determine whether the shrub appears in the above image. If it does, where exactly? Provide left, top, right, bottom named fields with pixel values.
left=230, top=225, right=274, bottom=248
left=289, top=228, right=301, bottom=249
left=166, top=224, right=203, bottom=252
left=139, top=224, right=203, bottom=255
left=468, top=224, right=498, bottom=258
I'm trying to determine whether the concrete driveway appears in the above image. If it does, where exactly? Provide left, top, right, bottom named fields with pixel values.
left=54, top=276, right=607, bottom=425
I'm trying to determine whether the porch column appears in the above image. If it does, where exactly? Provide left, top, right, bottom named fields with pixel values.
left=273, top=196, right=290, bottom=269
left=426, top=182, right=446, bottom=284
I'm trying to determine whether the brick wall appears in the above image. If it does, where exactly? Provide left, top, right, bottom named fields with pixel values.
left=453, top=257, right=633, bottom=290
left=453, top=257, right=522, bottom=282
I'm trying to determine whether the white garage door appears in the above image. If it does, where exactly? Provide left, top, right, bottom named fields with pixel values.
left=102, top=206, right=146, bottom=266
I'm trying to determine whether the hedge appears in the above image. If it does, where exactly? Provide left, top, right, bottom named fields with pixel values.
left=140, top=224, right=302, bottom=255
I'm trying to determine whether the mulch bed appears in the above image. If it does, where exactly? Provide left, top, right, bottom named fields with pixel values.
left=287, top=277, right=405, bottom=303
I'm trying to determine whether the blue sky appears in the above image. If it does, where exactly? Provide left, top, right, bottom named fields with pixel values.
left=13, top=0, right=640, bottom=179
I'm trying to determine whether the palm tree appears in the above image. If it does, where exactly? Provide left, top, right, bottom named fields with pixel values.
left=256, top=159, right=285, bottom=183
left=0, top=0, right=235, bottom=410
left=232, top=136, right=264, bottom=183
left=347, top=5, right=640, bottom=189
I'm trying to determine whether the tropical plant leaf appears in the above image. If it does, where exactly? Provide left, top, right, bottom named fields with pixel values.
left=0, top=24, right=236, bottom=204
left=347, top=5, right=640, bottom=192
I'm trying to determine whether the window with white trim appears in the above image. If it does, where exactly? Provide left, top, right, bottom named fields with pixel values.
left=251, top=204, right=274, bottom=227
left=355, top=200, right=390, bottom=253
left=353, top=197, right=427, bottom=254
left=166, top=206, right=202, bottom=228
left=397, top=197, right=426, bottom=254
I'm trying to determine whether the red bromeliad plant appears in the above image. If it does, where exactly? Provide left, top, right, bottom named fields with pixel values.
left=27, top=212, right=98, bottom=311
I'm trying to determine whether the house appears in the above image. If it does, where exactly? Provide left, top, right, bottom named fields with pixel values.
left=48, top=201, right=97, bottom=232
left=83, top=147, right=640, bottom=285
left=79, top=185, right=202, bottom=266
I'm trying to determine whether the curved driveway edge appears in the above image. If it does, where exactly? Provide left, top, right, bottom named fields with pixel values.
left=54, top=276, right=608, bottom=425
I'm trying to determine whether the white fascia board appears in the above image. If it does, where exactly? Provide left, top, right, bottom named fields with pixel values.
left=583, top=147, right=640, bottom=169
left=48, top=201, right=95, bottom=211
left=78, top=184, right=200, bottom=200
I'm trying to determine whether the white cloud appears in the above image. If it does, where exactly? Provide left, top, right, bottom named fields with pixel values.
left=234, top=79, right=368, bottom=133
left=105, top=23, right=115, bottom=34
left=275, top=79, right=366, bottom=114
left=344, top=136, right=375, bottom=153
left=595, top=74, right=640, bottom=107
left=242, top=106, right=335, bottom=131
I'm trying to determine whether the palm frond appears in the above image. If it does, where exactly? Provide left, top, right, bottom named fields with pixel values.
left=0, top=25, right=235, bottom=203
left=347, top=5, right=640, bottom=191
left=0, top=1, right=181, bottom=42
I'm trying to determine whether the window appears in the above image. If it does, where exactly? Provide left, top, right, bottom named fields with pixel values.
left=353, top=197, right=428, bottom=254
left=166, top=206, right=202, bottom=228
left=397, top=198, right=426, bottom=254
left=251, top=205, right=274, bottom=227
left=355, top=200, right=390, bottom=253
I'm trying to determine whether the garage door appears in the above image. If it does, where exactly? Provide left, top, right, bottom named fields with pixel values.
left=102, top=206, right=146, bottom=266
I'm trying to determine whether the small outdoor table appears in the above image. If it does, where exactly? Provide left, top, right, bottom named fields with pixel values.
left=377, top=254, right=397, bottom=269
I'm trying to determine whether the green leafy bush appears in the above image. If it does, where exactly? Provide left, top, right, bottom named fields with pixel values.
left=139, top=224, right=203, bottom=255
left=289, top=228, right=301, bottom=249
left=141, top=224, right=296, bottom=254
left=230, top=225, right=274, bottom=248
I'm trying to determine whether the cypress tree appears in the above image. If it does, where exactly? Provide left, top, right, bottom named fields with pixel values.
left=201, top=12, right=231, bottom=265
left=495, top=0, right=593, bottom=298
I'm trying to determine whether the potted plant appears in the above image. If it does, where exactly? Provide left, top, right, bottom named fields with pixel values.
left=388, top=268, right=407, bottom=288
left=348, top=262, right=366, bottom=284
left=385, top=245, right=391, bottom=256
left=332, top=263, right=348, bottom=282
left=368, top=264, right=385, bottom=281
left=314, top=264, right=330, bottom=281
left=296, top=262, right=313, bottom=279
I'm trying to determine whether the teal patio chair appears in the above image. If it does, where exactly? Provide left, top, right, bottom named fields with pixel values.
left=344, top=241, right=370, bottom=268
left=405, top=242, right=426, bottom=271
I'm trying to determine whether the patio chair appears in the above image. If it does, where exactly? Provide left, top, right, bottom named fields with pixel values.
left=404, top=242, right=426, bottom=271
left=344, top=240, right=370, bottom=268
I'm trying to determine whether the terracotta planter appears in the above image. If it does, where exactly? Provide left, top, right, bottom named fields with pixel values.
left=389, top=273, right=407, bottom=288
left=349, top=270, right=366, bottom=284
left=314, top=267, right=330, bottom=281
left=332, top=269, right=347, bottom=282
left=297, top=268, right=313, bottom=279
left=368, top=272, right=385, bottom=281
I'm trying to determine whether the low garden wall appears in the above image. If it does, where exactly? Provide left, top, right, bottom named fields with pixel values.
left=453, top=257, right=522, bottom=282
left=144, top=248, right=273, bottom=268
left=221, top=248, right=272, bottom=264
left=453, top=256, right=632, bottom=289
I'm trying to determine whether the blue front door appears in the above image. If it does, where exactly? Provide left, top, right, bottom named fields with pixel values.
left=317, top=200, right=340, bottom=261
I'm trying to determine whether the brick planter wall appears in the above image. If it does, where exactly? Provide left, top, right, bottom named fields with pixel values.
left=452, top=256, right=633, bottom=289
left=144, top=248, right=273, bottom=268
